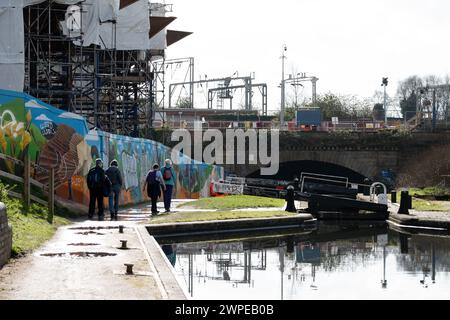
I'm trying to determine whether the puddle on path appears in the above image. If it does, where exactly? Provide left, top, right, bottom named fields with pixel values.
left=75, top=231, right=105, bottom=235
left=69, top=226, right=122, bottom=231
left=40, top=252, right=117, bottom=258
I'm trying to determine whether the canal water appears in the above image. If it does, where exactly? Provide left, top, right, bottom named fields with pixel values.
left=157, top=222, right=450, bottom=300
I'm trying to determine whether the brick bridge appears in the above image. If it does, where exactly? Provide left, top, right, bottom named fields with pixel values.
left=223, top=131, right=450, bottom=181
left=153, top=129, right=450, bottom=182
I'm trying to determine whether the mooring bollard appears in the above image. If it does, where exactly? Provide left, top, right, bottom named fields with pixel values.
left=120, top=240, right=128, bottom=249
left=398, top=191, right=410, bottom=215
left=407, top=194, right=413, bottom=210
left=286, top=239, right=294, bottom=254
left=125, top=264, right=134, bottom=275
left=399, top=234, right=409, bottom=254
left=285, top=185, right=297, bottom=213
left=119, top=225, right=124, bottom=234
left=391, top=191, right=397, bottom=204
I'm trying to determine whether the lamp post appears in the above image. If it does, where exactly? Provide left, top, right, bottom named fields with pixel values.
left=382, top=77, right=389, bottom=126
left=280, top=45, right=287, bottom=130
left=378, top=234, right=388, bottom=289
left=279, top=246, right=285, bottom=300
left=381, top=246, right=387, bottom=288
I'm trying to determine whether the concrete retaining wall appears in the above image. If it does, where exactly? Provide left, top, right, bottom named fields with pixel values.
left=146, top=215, right=316, bottom=237
left=0, top=202, right=12, bottom=267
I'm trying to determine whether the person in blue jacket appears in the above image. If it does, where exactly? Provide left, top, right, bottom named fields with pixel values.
left=161, top=159, right=176, bottom=213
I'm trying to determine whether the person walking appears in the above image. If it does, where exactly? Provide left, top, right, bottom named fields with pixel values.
left=87, top=159, right=107, bottom=221
left=144, top=163, right=166, bottom=215
left=106, top=160, right=123, bottom=221
left=161, top=159, right=176, bottom=213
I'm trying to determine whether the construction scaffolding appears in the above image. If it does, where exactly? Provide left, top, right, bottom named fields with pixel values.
left=207, top=83, right=268, bottom=115
left=167, top=74, right=269, bottom=114
left=415, top=84, right=450, bottom=131
left=22, top=1, right=184, bottom=138
left=151, top=56, right=195, bottom=122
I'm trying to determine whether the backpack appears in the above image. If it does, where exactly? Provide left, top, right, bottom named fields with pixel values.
left=103, top=176, right=112, bottom=197
left=163, top=167, right=173, bottom=181
left=147, top=170, right=158, bottom=185
left=146, top=170, right=160, bottom=198
left=87, top=168, right=99, bottom=189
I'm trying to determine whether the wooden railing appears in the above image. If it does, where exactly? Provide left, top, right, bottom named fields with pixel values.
left=0, top=153, right=55, bottom=223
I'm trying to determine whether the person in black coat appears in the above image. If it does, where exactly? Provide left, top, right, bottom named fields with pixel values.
left=87, top=159, right=108, bottom=221
left=106, top=160, right=123, bottom=221
left=143, top=163, right=166, bottom=215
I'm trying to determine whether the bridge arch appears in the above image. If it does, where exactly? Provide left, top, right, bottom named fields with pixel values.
left=247, top=160, right=368, bottom=184
left=277, top=149, right=399, bottom=179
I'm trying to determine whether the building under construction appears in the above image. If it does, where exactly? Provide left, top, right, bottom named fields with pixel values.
left=0, top=0, right=192, bottom=137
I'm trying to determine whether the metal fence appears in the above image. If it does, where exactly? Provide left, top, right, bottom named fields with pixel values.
left=153, top=119, right=394, bottom=133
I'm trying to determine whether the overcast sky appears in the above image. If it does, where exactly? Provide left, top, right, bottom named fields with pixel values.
left=166, top=0, right=450, bottom=113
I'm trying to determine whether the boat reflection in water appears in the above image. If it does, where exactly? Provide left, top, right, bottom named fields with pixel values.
left=157, top=222, right=450, bottom=300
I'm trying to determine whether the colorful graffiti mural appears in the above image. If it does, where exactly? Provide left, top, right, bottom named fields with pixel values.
left=0, top=91, right=32, bottom=176
left=0, top=89, right=223, bottom=207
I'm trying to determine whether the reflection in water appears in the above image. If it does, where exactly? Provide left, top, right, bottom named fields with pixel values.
left=161, top=244, right=177, bottom=267
left=159, top=223, right=450, bottom=300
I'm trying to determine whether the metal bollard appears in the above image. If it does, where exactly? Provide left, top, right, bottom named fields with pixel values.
left=125, top=264, right=134, bottom=275
left=391, top=191, right=397, bottom=204
left=407, top=195, right=413, bottom=210
left=119, top=225, right=124, bottom=234
left=398, top=191, right=410, bottom=215
left=120, top=240, right=128, bottom=249
left=285, top=185, right=297, bottom=213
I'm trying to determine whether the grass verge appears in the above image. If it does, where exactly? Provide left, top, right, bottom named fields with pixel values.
left=412, top=198, right=450, bottom=212
left=148, top=210, right=295, bottom=224
left=179, top=195, right=285, bottom=210
left=410, top=187, right=450, bottom=197
left=0, top=182, right=72, bottom=257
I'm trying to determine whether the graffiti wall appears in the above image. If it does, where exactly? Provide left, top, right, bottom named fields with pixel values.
left=0, top=89, right=223, bottom=207
left=0, top=91, right=31, bottom=177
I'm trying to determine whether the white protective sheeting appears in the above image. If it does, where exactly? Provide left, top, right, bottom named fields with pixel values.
left=113, top=0, right=151, bottom=50
left=0, top=0, right=155, bottom=91
left=60, top=5, right=82, bottom=39
left=0, top=63, right=25, bottom=91
left=148, top=4, right=167, bottom=51
left=62, top=0, right=151, bottom=50
left=0, top=0, right=31, bottom=90
left=0, top=0, right=114, bottom=91
left=0, top=0, right=80, bottom=91
left=0, top=3, right=24, bottom=65
left=67, top=0, right=102, bottom=47
left=76, top=0, right=119, bottom=48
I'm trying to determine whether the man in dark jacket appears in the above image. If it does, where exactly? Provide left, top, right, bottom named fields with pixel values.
left=106, top=160, right=123, bottom=221
left=87, top=159, right=107, bottom=221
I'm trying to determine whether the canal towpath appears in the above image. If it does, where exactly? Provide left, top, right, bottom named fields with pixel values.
left=0, top=203, right=190, bottom=300
left=0, top=199, right=300, bottom=300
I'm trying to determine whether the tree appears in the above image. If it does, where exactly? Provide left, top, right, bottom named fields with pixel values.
left=400, top=92, right=417, bottom=121
left=373, top=103, right=385, bottom=121
left=284, top=106, right=297, bottom=122
left=396, top=74, right=450, bottom=120
left=286, top=65, right=307, bottom=110
left=372, top=90, right=398, bottom=119
left=397, top=76, right=425, bottom=120
left=290, top=93, right=374, bottom=121
left=176, top=97, right=193, bottom=109
left=397, top=75, right=423, bottom=101
left=275, top=106, right=297, bottom=122
left=314, top=93, right=347, bottom=121
left=340, top=95, right=373, bottom=119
